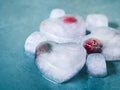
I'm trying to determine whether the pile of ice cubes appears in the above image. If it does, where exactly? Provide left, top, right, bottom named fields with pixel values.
left=24, top=9, right=120, bottom=83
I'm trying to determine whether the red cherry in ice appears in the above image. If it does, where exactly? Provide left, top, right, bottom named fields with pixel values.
left=35, top=42, right=52, bottom=58
left=63, top=16, right=77, bottom=24
left=83, top=38, right=103, bottom=54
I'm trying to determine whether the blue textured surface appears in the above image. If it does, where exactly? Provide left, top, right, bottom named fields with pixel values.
left=0, top=0, right=120, bottom=90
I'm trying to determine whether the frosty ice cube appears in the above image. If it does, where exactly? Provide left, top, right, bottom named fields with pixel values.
left=24, top=32, right=47, bottom=53
left=86, top=53, right=107, bottom=77
left=35, top=41, right=86, bottom=83
left=82, top=27, right=120, bottom=61
left=86, top=14, right=108, bottom=31
left=40, top=10, right=86, bottom=43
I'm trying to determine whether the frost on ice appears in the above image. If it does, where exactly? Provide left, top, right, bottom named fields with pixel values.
left=86, top=54, right=107, bottom=77
left=82, top=27, right=120, bottom=60
left=86, top=14, right=108, bottom=31
left=24, top=9, right=87, bottom=83
left=24, top=32, right=47, bottom=53
left=40, top=9, right=86, bottom=43
left=24, top=8, right=120, bottom=83
left=35, top=42, right=86, bottom=83
left=50, top=8, right=65, bottom=18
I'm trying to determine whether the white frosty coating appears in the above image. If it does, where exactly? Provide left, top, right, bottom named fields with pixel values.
left=86, top=54, right=107, bottom=77
left=40, top=15, right=86, bottom=43
left=82, top=27, right=120, bottom=61
left=102, top=46, right=120, bottom=60
left=50, top=9, right=65, bottom=18
left=36, top=42, right=86, bottom=83
left=91, top=27, right=120, bottom=60
left=86, top=14, right=108, bottom=31
left=24, top=31, right=47, bottom=53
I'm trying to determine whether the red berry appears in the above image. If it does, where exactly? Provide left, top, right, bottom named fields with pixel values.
left=63, top=16, right=77, bottom=24
left=83, top=38, right=103, bottom=54
left=35, top=43, right=52, bottom=58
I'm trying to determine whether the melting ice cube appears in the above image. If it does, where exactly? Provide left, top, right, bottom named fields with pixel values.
left=35, top=41, right=86, bottom=83
left=82, top=27, right=120, bottom=61
left=86, top=53, right=107, bottom=77
left=50, top=8, right=66, bottom=18
left=40, top=15, right=86, bottom=43
left=24, top=31, right=47, bottom=53
left=86, top=14, right=108, bottom=31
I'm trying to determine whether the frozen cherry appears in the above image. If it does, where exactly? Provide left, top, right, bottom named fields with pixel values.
left=83, top=38, right=103, bottom=54
left=63, top=16, right=77, bottom=24
left=35, top=42, right=52, bottom=58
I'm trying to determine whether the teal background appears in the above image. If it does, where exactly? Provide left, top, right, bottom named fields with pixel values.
left=0, top=0, right=120, bottom=90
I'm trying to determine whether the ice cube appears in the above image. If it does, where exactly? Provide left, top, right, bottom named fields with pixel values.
left=40, top=15, right=86, bottom=43
left=82, top=27, right=120, bottom=61
left=35, top=41, right=86, bottom=83
left=102, top=45, right=120, bottom=61
left=50, top=8, right=65, bottom=18
left=83, top=27, right=116, bottom=45
left=86, top=53, right=107, bottom=77
left=86, top=14, right=108, bottom=31
left=24, top=31, right=47, bottom=53
left=90, top=27, right=120, bottom=60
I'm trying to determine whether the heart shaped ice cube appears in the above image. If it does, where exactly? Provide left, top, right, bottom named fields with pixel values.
left=35, top=41, right=86, bottom=83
